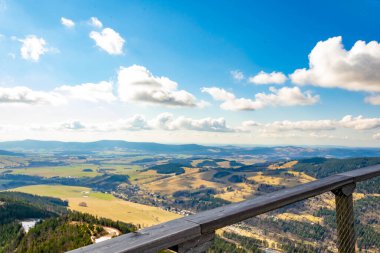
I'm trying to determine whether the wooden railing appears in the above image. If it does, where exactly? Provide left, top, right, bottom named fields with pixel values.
left=68, top=165, right=380, bottom=253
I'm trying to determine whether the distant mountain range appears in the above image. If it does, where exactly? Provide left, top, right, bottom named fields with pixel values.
left=0, top=139, right=216, bottom=154
left=0, top=139, right=380, bottom=159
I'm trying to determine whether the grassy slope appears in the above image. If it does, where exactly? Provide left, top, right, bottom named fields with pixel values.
left=10, top=185, right=181, bottom=228
left=10, top=165, right=101, bottom=178
left=9, top=163, right=144, bottom=178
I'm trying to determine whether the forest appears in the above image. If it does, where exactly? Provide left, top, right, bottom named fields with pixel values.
left=0, top=192, right=136, bottom=253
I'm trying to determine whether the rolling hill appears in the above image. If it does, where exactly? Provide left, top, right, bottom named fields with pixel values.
left=1, top=140, right=380, bottom=158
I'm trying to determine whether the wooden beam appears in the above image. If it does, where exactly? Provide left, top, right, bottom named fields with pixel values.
left=339, top=164, right=380, bottom=182
left=68, top=219, right=201, bottom=253
left=184, top=174, right=353, bottom=233
left=68, top=166, right=380, bottom=253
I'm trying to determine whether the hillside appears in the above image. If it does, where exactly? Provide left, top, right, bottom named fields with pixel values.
left=10, top=185, right=181, bottom=228
left=1, top=147, right=380, bottom=252
left=0, top=150, right=24, bottom=157
left=0, top=192, right=137, bottom=253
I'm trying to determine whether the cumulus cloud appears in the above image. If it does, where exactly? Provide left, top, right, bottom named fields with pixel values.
left=364, top=94, right=380, bottom=105
left=241, top=120, right=260, bottom=128
left=374, top=132, right=380, bottom=140
left=54, top=81, right=116, bottom=103
left=339, top=115, right=380, bottom=130
left=236, top=120, right=261, bottom=132
left=30, top=114, right=235, bottom=133
left=0, top=81, right=116, bottom=105
left=0, top=86, right=65, bottom=105
left=265, top=119, right=336, bottom=132
left=19, top=35, right=48, bottom=62
left=201, top=87, right=235, bottom=101
left=290, top=36, right=380, bottom=92
left=149, top=113, right=235, bottom=132
left=59, top=121, right=85, bottom=130
left=249, top=71, right=287, bottom=85
left=257, top=115, right=380, bottom=132
left=201, top=87, right=259, bottom=110
left=60, top=17, right=75, bottom=28
left=118, top=65, right=202, bottom=107
left=89, top=28, right=124, bottom=55
left=201, top=86, right=319, bottom=111
left=89, top=17, right=103, bottom=28
left=88, top=115, right=150, bottom=131
left=255, top=87, right=319, bottom=107
left=230, top=70, right=245, bottom=81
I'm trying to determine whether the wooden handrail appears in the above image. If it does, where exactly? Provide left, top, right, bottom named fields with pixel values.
left=68, top=164, right=380, bottom=253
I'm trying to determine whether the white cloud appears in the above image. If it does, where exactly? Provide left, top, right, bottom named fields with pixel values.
left=19, top=35, right=48, bottom=62
left=115, top=115, right=150, bottom=131
left=219, top=97, right=260, bottom=111
left=249, top=71, right=287, bottom=85
left=149, top=113, right=235, bottom=132
left=364, top=94, right=380, bottom=105
left=241, top=120, right=260, bottom=128
left=201, top=87, right=235, bottom=101
left=89, top=28, right=124, bottom=55
left=254, top=87, right=319, bottom=107
left=0, top=81, right=116, bottom=105
left=89, top=17, right=103, bottom=28
left=118, top=65, right=202, bottom=107
left=290, top=36, right=380, bottom=92
left=230, top=70, right=245, bottom=81
left=201, top=87, right=259, bottom=111
left=339, top=115, right=380, bottom=130
left=202, top=86, right=319, bottom=111
left=0, top=86, right=65, bottom=105
left=374, top=132, right=380, bottom=140
left=88, top=115, right=150, bottom=131
left=29, top=114, right=235, bottom=133
left=60, top=17, right=75, bottom=28
left=55, top=81, right=116, bottom=103
left=236, top=120, right=261, bottom=132
left=259, top=115, right=380, bottom=132
left=59, top=121, right=85, bottom=130
left=265, top=119, right=336, bottom=132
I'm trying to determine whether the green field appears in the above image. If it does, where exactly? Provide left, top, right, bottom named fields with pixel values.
left=9, top=163, right=144, bottom=178
left=10, top=185, right=181, bottom=227
left=11, top=164, right=101, bottom=178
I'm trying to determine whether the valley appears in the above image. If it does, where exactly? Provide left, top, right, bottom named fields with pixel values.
left=0, top=140, right=379, bottom=252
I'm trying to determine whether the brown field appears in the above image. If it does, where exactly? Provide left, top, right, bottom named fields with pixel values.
left=11, top=185, right=181, bottom=228
left=141, top=168, right=224, bottom=195
left=276, top=212, right=323, bottom=224
left=248, top=172, right=283, bottom=186
left=215, top=183, right=255, bottom=202
left=216, top=161, right=231, bottom=168
left=268, top=160, right=298, bottom=170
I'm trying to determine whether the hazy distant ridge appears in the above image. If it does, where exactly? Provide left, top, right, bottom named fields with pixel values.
left=1, top=140, right=380, bottom=158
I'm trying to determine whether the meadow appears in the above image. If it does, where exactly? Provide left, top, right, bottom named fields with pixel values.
left=11, top=184, right=181, bottom=228
left=9, top=163, right=143, bottom=178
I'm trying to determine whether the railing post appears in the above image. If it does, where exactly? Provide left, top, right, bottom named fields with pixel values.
left=332, top=183, right=356, bottom=253
left=173, top=232, right=215, bottom=253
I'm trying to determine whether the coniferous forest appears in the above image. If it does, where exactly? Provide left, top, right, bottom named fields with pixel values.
left=0, top=192, right=137, bottom=253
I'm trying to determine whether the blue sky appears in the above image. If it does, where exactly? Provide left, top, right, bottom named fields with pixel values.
left=0, top=0, right=380, bottom=146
